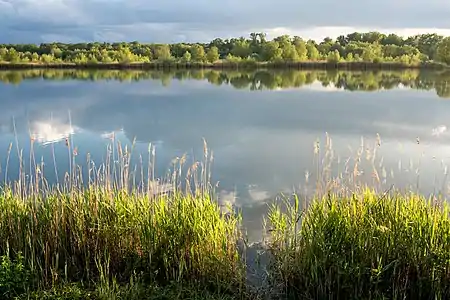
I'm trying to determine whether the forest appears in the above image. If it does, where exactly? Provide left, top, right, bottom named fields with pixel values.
left=1, top=31, right=450, bottom=66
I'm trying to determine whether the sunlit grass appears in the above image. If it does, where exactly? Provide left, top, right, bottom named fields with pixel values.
left=265, top=134, right=450, bottom=299
left=267, top=189, right=450, bottom=299
left=0, top=136, right=247, bottom=299
left=2, top=129, right=450, bottom=299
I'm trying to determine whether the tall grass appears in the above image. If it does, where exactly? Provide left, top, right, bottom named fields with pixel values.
left=0, top=135, right=246, bottom=298
left=266, top=134, right=450, bottom=299
left=3, top=127, right=450, bottom=299
left=267, top=187, right=450, bottom=299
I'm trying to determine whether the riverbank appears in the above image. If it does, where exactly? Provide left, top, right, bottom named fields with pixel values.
left=0, top=60, right=448, bottom=70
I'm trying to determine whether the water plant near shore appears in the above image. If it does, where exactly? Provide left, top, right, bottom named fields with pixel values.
left=267, top=189, right=450, bottom=299
left=2, top=130, right=450, bottom=299
left=0, top=138, right=248, bottom=299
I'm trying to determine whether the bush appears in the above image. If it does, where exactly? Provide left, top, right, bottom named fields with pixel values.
left=0, top=252, right=30, bottom=299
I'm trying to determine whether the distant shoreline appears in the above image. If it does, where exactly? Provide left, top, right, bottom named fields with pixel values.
left=0, top=61, right=447, bottom=71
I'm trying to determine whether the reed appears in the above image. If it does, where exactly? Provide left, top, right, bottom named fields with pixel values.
left=267, top=188, right=450, bottom=299
left=3, top=128, right=450, bottom=299
left=0, top=136, right=247, bottom=299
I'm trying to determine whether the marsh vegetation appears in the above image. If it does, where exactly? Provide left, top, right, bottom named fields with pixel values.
left=0, top=131, right=449, bottom=299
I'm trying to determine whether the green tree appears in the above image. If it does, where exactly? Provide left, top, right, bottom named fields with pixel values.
left=293, top=37, right=308, bottom=60
left=307, top=43, right=320, bottom=60
left=327, top=50, right=341, bottom=63
left=382, top=33, right=404, bottom=46
left=5, top=48, right=20, bottom=62
left=206, top=46, right=220, bottom=63
left=282, top=44, right=299, bottom=61
left=154, top=45, right=172, bottom=61
left=118, top=47, right=135, bottom=63
left=31, top=52, right=40, bottom=62
left=436, top=37, right=450, bottom=65
left=261, top=41, right=282, bottom=61
left=182, top=51, right=192, bottom=63
left=362, top=31, right=385, bottom=44
left=362, top=48, right=376, bottom=62
left=99, top=49, right=115, bottom=63
left=361, top=44, right=383, bottom=62
left=0, top=48, right=7, bottom=61
left=231, top=39, right=252, bottom=58
left=191, top=44, right=206, bottom=62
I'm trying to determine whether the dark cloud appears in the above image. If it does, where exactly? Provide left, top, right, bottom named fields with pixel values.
left=1, top=0, right=450, bottom=43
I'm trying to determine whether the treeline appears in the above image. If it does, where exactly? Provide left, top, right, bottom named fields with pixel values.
left=1, top=32, right=450, bottom=66
left=1, top=69, right=450, bottom=98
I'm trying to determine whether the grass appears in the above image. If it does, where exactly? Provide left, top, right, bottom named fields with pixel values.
left=0, top=137, right=248, bottom=299
left=267, top=190, right=450, bottom=299
left=2, top=130, right=450, bottom=299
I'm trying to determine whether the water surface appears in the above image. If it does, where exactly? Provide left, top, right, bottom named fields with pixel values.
left=1, top=69, right=450, bottom=241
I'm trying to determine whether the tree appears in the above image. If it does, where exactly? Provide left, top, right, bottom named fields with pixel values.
left=0, top=48, right=7, bottom=61
left=118, top=47, right=135, bottom=63
left=182, top=51, right=192, bottom=63
left=261, top=41, right=282, bottom=61
left=318, top=39, right=333, bottom=56
left=154, top=45, right=172, bottom=61
left=99, top=49, right=115, bottom=63
left=361, top=44, right=382, bottom=62
left=31, top=52, right=40, bottom=62
left=347, top=32, right=363, bottom=42
left=337, top=35, right=348, bottom=46
left=327, top=50, right=341, bottom=63
left=362, top=48, right=376, bottom=62
left=190, top=44, right=206, bottom=62
left=306, top=43, right=320, bottom=60
left=206, top=46, right=220, bottom=63
left=7, top=49, right=22, bottom=62
left=231, top=39, right=252, bottom=58
left=417, top=33, right=444, bottom=60
left=282, top=44, right=299, bottom=61
left=0, top=30, right=446, bottom=66
left=436, top=37, right=450, bottom=65
left=362, top=32, right=385, bottom=44
left=273, top=35, right=292, bottom=45
left=293, top=37, right=308, bottom=60
left=382, top=34, right=404, bottom=46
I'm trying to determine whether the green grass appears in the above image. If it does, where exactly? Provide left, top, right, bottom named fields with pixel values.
left=3, top=134, right=450, bottom=299
left=267, top=189, right=450, bottom=299
left=18, top=281, right=240, bottom=300
left=0, top=140, right=248, bottom=299
left=0, top=187, right=245, bottom=290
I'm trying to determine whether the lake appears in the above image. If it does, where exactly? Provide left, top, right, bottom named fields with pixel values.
left=1, top=68, right=450, bottom=242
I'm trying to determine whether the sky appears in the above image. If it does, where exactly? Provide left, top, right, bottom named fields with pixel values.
left=1, top=0, right=450, bottom=43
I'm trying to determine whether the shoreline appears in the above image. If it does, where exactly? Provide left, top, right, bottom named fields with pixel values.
left=0, top=61, right=447, bottom=70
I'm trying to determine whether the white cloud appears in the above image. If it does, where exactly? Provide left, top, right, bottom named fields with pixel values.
left=30, top=120, right=76, bottom=145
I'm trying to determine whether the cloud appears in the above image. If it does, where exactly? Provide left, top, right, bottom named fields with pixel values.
left=30, top=120, right=77, bottom=145
left=1, top=0, right=450, bottom=43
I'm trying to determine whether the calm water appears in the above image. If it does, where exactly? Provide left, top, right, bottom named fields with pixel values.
left=1, top=69, right=450, bottom=241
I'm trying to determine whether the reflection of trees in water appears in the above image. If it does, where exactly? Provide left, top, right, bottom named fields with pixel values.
left=1, top=69, right=450, bottom=98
